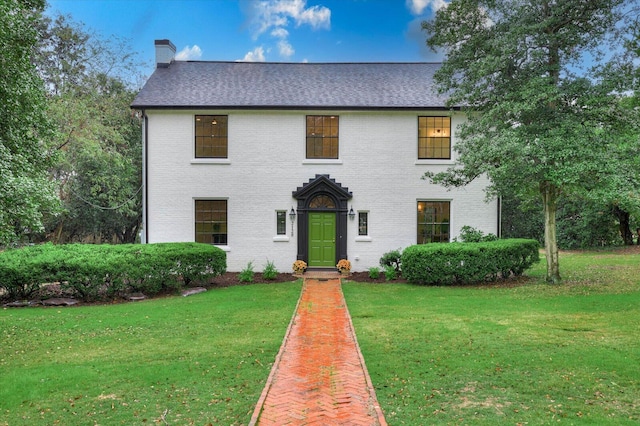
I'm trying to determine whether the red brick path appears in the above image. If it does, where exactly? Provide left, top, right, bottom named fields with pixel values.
left=249, top=278, right=387, bottom=425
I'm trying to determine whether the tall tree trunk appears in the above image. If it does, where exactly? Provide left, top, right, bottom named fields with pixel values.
left=118, top=220, right=140, bottom=243
left=541, top=181, right=561, bottom=284
left=612, top=205, right=634, bottom=245
left=54, top=221, right=65, bottom=244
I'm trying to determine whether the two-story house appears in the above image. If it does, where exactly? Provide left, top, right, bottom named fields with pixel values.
left=131, top=39, right=499, bottom=272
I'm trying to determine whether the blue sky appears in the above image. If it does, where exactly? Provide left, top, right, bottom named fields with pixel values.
left=46, top=0, right=446, bottom=75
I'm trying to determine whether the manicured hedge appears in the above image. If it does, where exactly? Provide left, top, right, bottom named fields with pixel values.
left=0, top=243, right=226, bottom=302
left=401, top=239, right=540, bottom=285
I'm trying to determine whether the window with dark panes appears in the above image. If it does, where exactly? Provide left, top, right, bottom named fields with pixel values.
left=195, top=115, right=228, bottom=158
left=276, top=211, right=286, bottom=235
left=195, top=200, right=227, bottom=245
left=358, top=212, right=368, bottom=236
left=417, top=201, right=450, bottom=243
left=306, top=115, right=339, bottom=159
left=418, top=116, right=451, bottom=159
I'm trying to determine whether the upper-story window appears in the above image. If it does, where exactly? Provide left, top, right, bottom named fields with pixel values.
left=195, top=115, right=228, bottom=158
left=418, top=116, right=451, bottom=159
left=306, top=115, right=339, bottom=159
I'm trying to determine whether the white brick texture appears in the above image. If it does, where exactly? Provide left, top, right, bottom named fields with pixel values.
left=145, top=110, right=498, bottom=272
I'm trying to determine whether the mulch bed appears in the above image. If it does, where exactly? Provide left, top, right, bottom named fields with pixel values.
left=208, top=272, right=299, bottom=286
left=343, top=271, right=408, bottom=284
left=208, top=271, right=408, bottom=286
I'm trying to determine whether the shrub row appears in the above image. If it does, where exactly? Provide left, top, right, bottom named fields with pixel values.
left=0, top=243, right=226, bottom=302
left=401, top=239, right=540, bottom=285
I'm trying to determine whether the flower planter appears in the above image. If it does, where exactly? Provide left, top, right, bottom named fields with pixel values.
left=292, top=260, right=308, bottom=276
left=336, top=259, right=351, bottom=276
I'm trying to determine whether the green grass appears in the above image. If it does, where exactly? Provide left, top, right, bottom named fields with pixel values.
left=0, top=281, right=302, bottom=425
left=2, top=248, right=639, bottom=425
left=344, top=248, right=640, bottom=425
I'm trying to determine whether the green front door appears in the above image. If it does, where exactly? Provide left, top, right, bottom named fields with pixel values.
left=308, top=212, right=336, bottom=267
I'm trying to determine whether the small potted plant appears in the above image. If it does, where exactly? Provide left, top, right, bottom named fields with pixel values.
left=336, top=259, right=351, bottom=275
left=292, top=260, right=307, bottom=275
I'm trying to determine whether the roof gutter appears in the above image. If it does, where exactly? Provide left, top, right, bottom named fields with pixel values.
left=130, top=105, right=462, bottom=111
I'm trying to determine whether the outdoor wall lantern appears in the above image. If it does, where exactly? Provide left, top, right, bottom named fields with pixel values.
left=289, top=207, right=296, bottom=236
left=348, top=206, right=355, bottom=220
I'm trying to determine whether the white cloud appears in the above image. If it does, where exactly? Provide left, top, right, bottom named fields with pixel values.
left=296, top=3, right=331, bottom=29
left=278, top=39, right=295, bottom=57
left=175, top=45, right=202, bottom=60
left=406, top=0, right=447, bottom=15
left=271, top=27, right=289, bottom=38
left=271, top=27, right=294, bottom=57
left=249, top=0, right=331, bottom=37
left=241, top=46, right=266, bottom=62
left=244, top=0, right=331, bottom=60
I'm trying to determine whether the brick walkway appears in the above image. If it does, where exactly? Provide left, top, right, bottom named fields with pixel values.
left=249, top=276, right=387, bottom=425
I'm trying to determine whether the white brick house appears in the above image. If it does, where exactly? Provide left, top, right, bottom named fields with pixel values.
left=131, top=39, right=499, bottom=272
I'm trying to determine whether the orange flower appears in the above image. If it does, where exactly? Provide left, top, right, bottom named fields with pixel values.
left=336, top=259, right=351, bottom=272
left=292, top=260, right=307, bottom=274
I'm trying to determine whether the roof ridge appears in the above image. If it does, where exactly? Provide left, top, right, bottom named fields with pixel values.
left=177, top=60, right=443, bottom=66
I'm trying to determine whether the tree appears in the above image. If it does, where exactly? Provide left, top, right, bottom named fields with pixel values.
left=32, top=13, right=90, bottom=95
left=589, top=96, right=640, bottom=245
left=502, top=97, right=640, bottom=247
left=502, top=99, right=640, bottom=249
left=34, top=13, right=143, bottom=243
left=501, top=191, right=630, bottom=249
left=0, top=0, right=60, bottom=245
left=422, top=0, right=639, bottom=283
left=47, top=75, right=142, bottom=243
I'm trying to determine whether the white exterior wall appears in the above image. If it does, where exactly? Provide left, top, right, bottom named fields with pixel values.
left=145, top=110, right=498, bottom=272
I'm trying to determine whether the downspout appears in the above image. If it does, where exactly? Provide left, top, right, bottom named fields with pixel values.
left=497, top=195, right=502, bottom=238
left=142, top=110, right=148, bottom=244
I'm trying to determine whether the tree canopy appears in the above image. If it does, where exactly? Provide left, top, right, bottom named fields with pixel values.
left=0, top=0, right=60, bottom=245
left=423, top=0, right=640, bottom=283
left=34, top=14, right=144, bottom=243
left=0, top=4, right=143, bottom=246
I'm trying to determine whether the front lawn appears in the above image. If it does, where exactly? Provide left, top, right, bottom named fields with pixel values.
left=2, top=247, right=638, bottom=425
left=0, top=281, right=302, bottom=425
left=344, top=247, right=640, bottom=425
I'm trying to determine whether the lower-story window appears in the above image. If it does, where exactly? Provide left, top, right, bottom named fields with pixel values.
left=195, top=199, right=227, bottom=245
left=417, top=201, right=450, bottom=243
left=358, top=211, right=368, bottom=236
left=276, top=210, right=286, bottom=235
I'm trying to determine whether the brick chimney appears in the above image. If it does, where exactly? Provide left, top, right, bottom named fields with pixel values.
left=154, top=39, right=176, bottom=68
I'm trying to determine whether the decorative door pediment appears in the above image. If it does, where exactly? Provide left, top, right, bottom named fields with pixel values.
left=292, top=175, right=352, bottom=265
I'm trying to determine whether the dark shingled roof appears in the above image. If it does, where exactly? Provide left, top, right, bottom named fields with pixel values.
left=131, top=61, right=450, bottom=110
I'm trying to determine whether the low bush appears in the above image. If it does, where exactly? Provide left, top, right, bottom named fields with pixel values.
left=455, top=225, right=498, bottom=243
left=401, top=239, right=540, bottom=285
left=384, top=265, right=397, bottom=281
left=0, top=244, right=50, bottom=300
left=239, top=261, right=255, bottom=283
left=0, top=243, right=226, bottom=302
left=368, top=267, right=380, bottom=279
left=262, top=260, right=278, bottom=280
left=379, top=249, right=402, bottom=273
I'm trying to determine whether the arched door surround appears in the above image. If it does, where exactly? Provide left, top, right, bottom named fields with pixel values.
left=292, top=174, right=352, bottom=266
